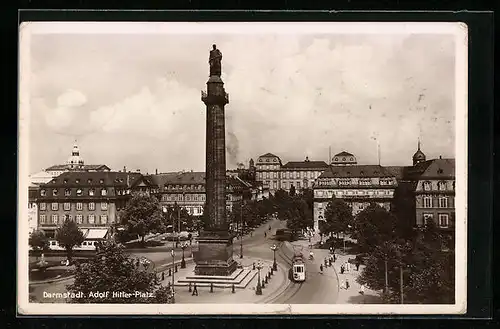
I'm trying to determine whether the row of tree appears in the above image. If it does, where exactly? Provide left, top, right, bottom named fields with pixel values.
left=317, top=195, right=454, bottom=304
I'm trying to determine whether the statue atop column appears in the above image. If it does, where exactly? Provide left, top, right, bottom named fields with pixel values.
left=209, top=44, right=222, bottom=76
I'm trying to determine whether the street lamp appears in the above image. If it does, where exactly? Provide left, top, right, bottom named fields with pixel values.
left=180, top=242, right=188, bottom=268
left=270, top=244, right=278, bottom=271
left=170, top=249, right=175, bottom=303
left=255, top=261, right=263, bottom=295
left=240, top=200, right=244, bottom=259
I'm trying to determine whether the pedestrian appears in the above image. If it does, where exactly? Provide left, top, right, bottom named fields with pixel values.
left=340, top=264, right=345, bottom=274
left=356, top=261, right=360, bottom=271
left=340, top=279, right=345, bottom=289
left=161, top=272, right=165, bottom=281
left=320, top=264, right=323, bottom=273
left=333, top=253, right=336, bottom=262
left=345, top=262, right=350, bottom=272
left=346, top=279, right=350, bottom=290
left=192, top=283, right=198, bottom=296
left=264, top=232, right=267, bottom=238
left=359, top=284, right=365, bottom=295
left=328, top=258, right=332, bottom=267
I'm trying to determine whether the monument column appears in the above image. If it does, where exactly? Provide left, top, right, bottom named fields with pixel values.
left=195, top=44, right=237, bottom=276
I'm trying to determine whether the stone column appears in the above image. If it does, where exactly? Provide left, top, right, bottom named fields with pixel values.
left=195, top=45, right=237, bottom=276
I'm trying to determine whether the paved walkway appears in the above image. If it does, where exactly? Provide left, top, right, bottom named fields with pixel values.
left=159, top=256, right=288, bottom=304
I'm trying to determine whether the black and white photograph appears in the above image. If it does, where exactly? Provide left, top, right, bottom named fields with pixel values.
left=18, top=22, right=467, bottom=315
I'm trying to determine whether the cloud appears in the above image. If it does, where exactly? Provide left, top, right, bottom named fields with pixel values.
left=28, top=32, right=456, bottom=173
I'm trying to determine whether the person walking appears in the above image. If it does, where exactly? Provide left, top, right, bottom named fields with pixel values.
left=359, top=284, right=365, bottom=295
left=192, top=283, right=198, bottom=296
left=356, top=260, right=360, bottom=271
left=345, top=279, right=350, bottom=290
left=340, top=279, right=345, bottom=290
left=320, top=264, right=323, bottom=274
left=340, top=264, right=345, bottom=274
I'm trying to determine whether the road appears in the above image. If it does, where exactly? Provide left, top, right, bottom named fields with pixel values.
left=240, top=220, right=340, bottom=304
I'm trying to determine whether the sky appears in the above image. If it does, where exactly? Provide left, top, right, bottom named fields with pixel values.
left=25, top=23, right=459, bottom=174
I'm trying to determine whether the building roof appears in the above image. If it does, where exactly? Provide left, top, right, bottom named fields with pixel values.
left=319, top=165, right=396, bottom=178
left=334, top=151, right=355, bottom=157
left=282, top=161, right=329, bottom=169
left=42, top=171, right=144, bottom=188
left=45, top=164, right=111, bottom=172
left=150, top=172, right=206, bottom=188
left=259, top=153, right=279, bottom=158
left=419, top=158, right=455, bottom=179
left=384, top=166, right=406, bottom=179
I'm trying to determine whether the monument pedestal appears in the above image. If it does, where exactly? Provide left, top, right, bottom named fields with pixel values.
left=194, top=230, right=238, bottom=276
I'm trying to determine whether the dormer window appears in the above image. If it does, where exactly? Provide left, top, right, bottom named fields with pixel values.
left=350, top=157, right=354, bottom=161
left=63, top=179, right=68, bottom=184
left=52, top=189, right=58, bottom=196
left=75, top=179, right=80, bottom=184
left=437, top=168, right=444, bottom=174
left=64, top=189, right=71, bottom=196
left=438, top=181, right=447, bottom=191
left=88, top=179, right=92, bottom=184
left=40, top=189, right=46, bottom=196
left=423, top=181, right=432, bottom=191
left=76, top=189, right=83, bottom=196
left=89, top=189, right=95, bottom=196
left=100, top=179, right=104, bottom=184
left=101, top=188, right=107, bottom=196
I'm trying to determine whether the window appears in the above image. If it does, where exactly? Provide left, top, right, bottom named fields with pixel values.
left=75, top=179, right=80, bottom=184
left=273, top=181, right=277, bottom=189
left=76, top=189, right=83, bottom=196
left=39, top=203, right=46, bottom=211
left=266, top=172, right=269, bottom=179
left=101, top=189, right=107, bottom=196
left=339, top=179, right=351, bottom=186
left=342, top=157, right=346, bottom=161
left=39, top=214, right=46, bottom=224
left=359, top=179, right=371, bottom=186
left=100, top=215, right=108, bottom=224
left=266, top=158, right=269, bottom=162
left=88, top=179, right=92, bottom=184
left=64, top=189, right=71, bottom=196
left=88, top=214, right=95, bottom=224
left=350, top=157, right=354, bottom=161
left=423, top=181, right=432, bottom=191
left=297, top=182, right=301, bottom=188
left=274, top=172, right=278, bottom=179
left=101, top=202, right=108, bottom=210
left=100, top=179, right=104, bottom=184
left=89, top=189, right=95, bottom=196
left=438, top=181, right=447, bottom=191
left=51, top=203, right=59, bottom=211
left=201, top=195, right=205, bottom=201
left=51, top=214, right=58, bottom=224
left=63, top=202, right=71, bottom=211
left=65, top=214, right=72, bottom=222
left=334, top=157, right=338, bottom=161
left=439, top=197, right=448, bottom=208
left=88, top=202, right=95, bottom=211
left=423, top=196, right=432, bottom=208
left=76, top=214, right=83, bottom=224
left=40, top=189, right=46, bottom=196
left=438, top=214, right=449, bottom=227
left=52, top=189, right=58, bottom=196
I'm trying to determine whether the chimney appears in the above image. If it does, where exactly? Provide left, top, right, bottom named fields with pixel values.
left=439, top=155, right=442, bottom=159
left=155, top=168, right=158, bottom=175
left=123, top=166, right=126, bottom=172
left=136, top=169, right=141, bottom=172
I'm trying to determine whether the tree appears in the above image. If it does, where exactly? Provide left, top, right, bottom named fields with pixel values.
left=289, top=185, right=296, bottom=197
left=56, top=219, right=85, bottom=262
left=286, top=197, right=313, bottom=236
left=323, top=197, right=353, bottom=236
left=67, top=242, right=173, bottom=303
left=120, top=193, right=164, bottom=244
left=29, top=230, right=49, bottom=259
left=354, top=203, right=398, bottom=253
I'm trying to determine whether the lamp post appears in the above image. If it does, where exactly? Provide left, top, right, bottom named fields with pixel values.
left=240, top=200, right=244, bottom=259
left=170, top=249, right=175, bottom=303
left=255, top=261, right=263, bottom=295
left=180, top=242, right=188, bottom=268
left=270, top=244, right=278, bottom=271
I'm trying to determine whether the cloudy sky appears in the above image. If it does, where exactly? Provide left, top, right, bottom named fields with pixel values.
left=25, top=23, right=459, bottom=174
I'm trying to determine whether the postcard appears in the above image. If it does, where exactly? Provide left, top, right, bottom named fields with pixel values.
left=18, top=21, right=467, bottom=315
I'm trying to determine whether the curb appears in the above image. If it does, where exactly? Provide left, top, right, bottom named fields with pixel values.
left=30, top=274, right=76, bottom=286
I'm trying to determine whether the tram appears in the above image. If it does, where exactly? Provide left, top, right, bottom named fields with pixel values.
left=289, top=251, right=306, bottom=282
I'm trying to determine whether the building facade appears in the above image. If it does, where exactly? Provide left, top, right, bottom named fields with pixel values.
left=36, top=171, right=154, bottom=238
left=313, top=164, right=399, bottom=232
left=150, top=171, right=253, bottom=217
left=280, top=157, right=329, bottom=192
left=255, top=153, right=282, bottom=194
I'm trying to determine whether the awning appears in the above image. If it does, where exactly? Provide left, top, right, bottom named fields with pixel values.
left=84, top=228, right=109, bottom=240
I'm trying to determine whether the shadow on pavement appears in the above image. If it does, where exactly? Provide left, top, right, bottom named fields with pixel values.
left=347, top=293, right=383, bottom=304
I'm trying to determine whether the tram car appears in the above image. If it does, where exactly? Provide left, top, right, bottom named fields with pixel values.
left=288, top=251, right=306, bottom=282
